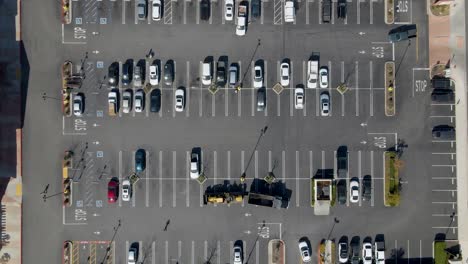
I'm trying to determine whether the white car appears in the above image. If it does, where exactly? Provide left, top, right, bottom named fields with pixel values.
left=122, top=91, right=132, bottom=114
left=350, top=178, right=360, bottom=203
left=128, top=247, right=137, bottom=264
left=319, top=66, right=329, bottom=88
left=122, top=180, right=131, bottom=202
left=73, top=94, right=83, bottom=116
left=298, top=241, right=311, bottom=262
left=253, top=65, right=263, bottom=88
left=149, top=65, right=159, bottom=86
left=362, top=242, right=373, bottom=264
left=374, top=241, right=385, bottom=264
left=225, top=0, right=234, bottom=21
left=280, top=62, right=290, bottom=86
left=175, top=88, right=185, bottom=112
left=152, top=0, right=161, bottom=20
left=190, top=152, right=200, bottom=179
left=320, top=92, right=330, bottom=116
left=134, top=90, right=145, bottom=112
left=233, top=245, right=243, bottom=264
left=294, top=87, right=304, bottom=109
left=338, top=242, right=349, bottom=263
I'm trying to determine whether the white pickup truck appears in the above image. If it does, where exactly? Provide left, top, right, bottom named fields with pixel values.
left=307, top=54, right=319, bottom=88
left=236, top=4, right=247, bottom=36
left=284, top=0, right=295, bottom=23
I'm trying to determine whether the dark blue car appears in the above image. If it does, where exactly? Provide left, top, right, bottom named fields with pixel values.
left=135, top=149, right=146, bottom=172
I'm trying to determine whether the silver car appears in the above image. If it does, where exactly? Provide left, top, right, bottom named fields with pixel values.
left=233, top=245, right=243, bottom=264
left=137, top=0, right=147, bottom=20
left=122, top=90, right=132, bottom=114
left=320, top=91, right=330, bottom=116
left=175, top=88, right=185, bottom=112
left=134, top=90, right=145, bottom=112
left=134, top=65, right=142, bottom=87
left=73, top=94, right=83, bottom=116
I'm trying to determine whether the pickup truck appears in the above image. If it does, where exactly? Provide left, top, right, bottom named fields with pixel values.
left=108, top=91, right=118, bottom=116
left=374, top=241, right=385, bottom=264
left=236, top=3, right=247, bottom=36
left=307, top=54, right=319, bottom=88
left=284, top=0, right=295, bottom=23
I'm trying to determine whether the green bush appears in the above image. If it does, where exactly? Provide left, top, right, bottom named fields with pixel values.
left=434, top=241, right=448, bottom=264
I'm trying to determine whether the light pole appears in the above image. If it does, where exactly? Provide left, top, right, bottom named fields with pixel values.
left=395, top=40, right=411, bottom=78
left=240, top=126, right=268, bottom=183
left=326, top=217, right=339, bottom=241
left=238, top=39, right=261, bottom=91
left=100, top=219, right=122, bottom=264
left=445, top=212, right=456, bottom=237
left=42, top=93, right=61, bottom=101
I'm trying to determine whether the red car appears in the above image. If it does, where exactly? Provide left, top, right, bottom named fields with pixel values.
left=108, top=179, right=119, bottom=203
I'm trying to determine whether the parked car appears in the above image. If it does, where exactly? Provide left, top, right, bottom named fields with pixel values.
left=225, top=0, right=234, bottom=20
left=374, top=240, right=385, bottom=264
left=294, top=87, right=304, bottom=109
left=152, top=0, right=161, bottom=20
left=150, top=89, right=161, bottom=113
left=337, top=0, right=347, bottom=19
left=320, top=92, right=330, bottom=116
left=107, top=179, right=118, bottom=203
left=322, top=0, right=331, bottom=23
left=137, top=0, right=147, bottom=20
left=134, top=64, right=143, bottom=87
left=128, top=245, right=138, bottom=264
left=388, top=24, right=417, bottom=42
left=350, top=240, right=360, bottom=264
left=190, top=151, right=200, bottom=179
left=122, top=90, right=132, bottom=114
left=280, top=62, right=290, bottom=86
left=201, top=61, right=212, bottom=86
left=431, top=89, right=454, bottom=102
left=337, top=180, right=347, bottom=205
left=122, top=62, right=132, bottom=85
left=362, top=175, right=372, bottom=201
left=175, top=87, right=185, bottom=112
left=108, top=62, right=119, bottom=87
left=337, top=146, right=348, bottom=178
left=200, top=0, right=210, bottom=20
left=338, top=242, right=349, bottom=263
left=362, top=242, right=373, bottom=264
left=135, top=149, right=146, bottom=172
left=319, top=66, right=328, bottom=88
left=149, top=64, right=159, bottom=86
left=229, top=64, right=238, bottom=87
left=122, top=180, right=131, bottom=202
left=164, top=61, right=174, bottom=86
left=253, top=65, right=263, bottom=88
left=298, top=240, right=311, bottom=263
left=216, top=60, right=227, bottom=87
left=432, top=125, right=455, bottom=140
left=431, top=76, right=451, bottom=89
left=251, top=0, right=261, bottom=17
left=233, top=244, right=243, bottom=264
left=73, top=94, right=83, bottom=116
left=349, top=178, right=359, bottom=203
left=257, top=88, right=266, bottom=111
left=134, top=90, right=145, bottom=112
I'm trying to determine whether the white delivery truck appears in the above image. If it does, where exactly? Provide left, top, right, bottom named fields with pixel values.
left=236, top=3, right=247, bottom=36
left=307, top=53, right=320, bottom=88
left=284, top=0, right=295, bottom=23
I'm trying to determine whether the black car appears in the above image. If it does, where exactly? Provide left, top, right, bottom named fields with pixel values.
left=388, top=24, right=417, bottom=42
left=164, top=61, right=174, bottom=86
left=337, top=0, right=346, bottom=19
left=108, top=62, right=119, bottom=87
left=336, top=146, right=348, bottom=178
left=122, top=62, right=132, bottom=85
left=251, top=0, right=261, bottom=18
left=322, top=0, right=331, bottom=23
left=432, top=125, right=455, bottom=140
left=362, top=175, right=372, bottom=201
left=200, top=0, right=210, bottom=21
left=256, top=88, right=266, bottom=111
left=135, top=149, right=146, bottom=172
left=337, top=180, right=347, bottom=205
left=216, top=61, right=226, bottom=86
left=150, top=89, right=161, bottom=113
left=431, top=89, right=454, bottom=102
left=350, top=241, right=360, bottom=264
left=431, top=76, right=451, bottom=89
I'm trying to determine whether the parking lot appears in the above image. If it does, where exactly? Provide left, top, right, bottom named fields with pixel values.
left=21, top=0, right=458, bottom=263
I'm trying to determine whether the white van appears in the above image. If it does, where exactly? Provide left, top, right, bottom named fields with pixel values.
left=284, top=0, right=295, bottom=23
left=201, top=62, right=212, bottom=85
left=152, top=0, right=161, bottom=21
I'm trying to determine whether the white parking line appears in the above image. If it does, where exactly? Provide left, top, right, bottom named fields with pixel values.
left=209, top=0, right=213, bottom=24
left=148, top=2, right=152, bottom=24
left=214, top=150, right=218, bottom=185
left=183, top=0, right=187, bottom=24
left=212, top=93, right=215, bottom=117
left=315, top=85, right=320, bottom=116
left=217, top=241, right=221, bottom=264
left=165, top=241, right=169, bottom=264
left=282, top=151, right=286, bottom=182
left=199, top=62, right=203, bottom=117
left=358, top=150, right=362, bottom=207
left=222, top=0, right=226, bottom=24
left=204, top=241, right=208, bottom=261
left=255, top=150, right=258, bottom=178
left=134, top=0, right=138, bottom=24
left=191, top=241, right=195, bottom=264
left=125, top=241, right=129, bottom=261
left=159, top=151, right=163, bottom=207
left=268, top=150, right=272, bottom=171
left=238, top=61, right=242, bottom=117
left=186, top=151, right=190, bottom=207
left=146, top=151, right=150, bottom=207
left=296, top=151, right=299, bottom=207
left=122, top=0, right=126, bottom=24
left=370, top=150, right=374, bottom=206
left=370, top=61, right=374, bottom=116
left=173, top=151, right=176, bottom=207
left=225, top=83, right=229, bottom=116
left=318, top=0, right=322, bottom=24
left=328, top=60, right=332, bottom=116
left=119, top=150, right=123, bottom=207
left=241, top=150, right=245, bottom=207
left=186, top=61, right=190, bottom=117
left=333, top=151, right=337, bottom=178
left=265, top=61, right=268, bottom=116
left=251, top=62, right=255, bottom=116
left=370, top=0, right=373, bottom=24
left=357, top=0, right=360, bottom=24
left=306, top=0, right=309, bottom=24
left=355, top=61, right=359, bottom=116
left=289, top=84, right=294, bottom=117
left=152, top=241, right=156, bottom=264
left=256, top=240, right=260, bottom=264
left=196, top=0, right=200, bottom=24
left=261, top=0, right=265, bottom=24
left=309, top=150, right=313, bottom=206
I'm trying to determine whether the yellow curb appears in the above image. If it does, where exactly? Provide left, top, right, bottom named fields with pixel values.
left=16, top=183, right=22, bottom=196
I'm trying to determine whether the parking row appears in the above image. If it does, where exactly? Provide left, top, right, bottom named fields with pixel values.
left=70, top=0, right=390, bottom=27
left=68, top=148, right=389, bottom=211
